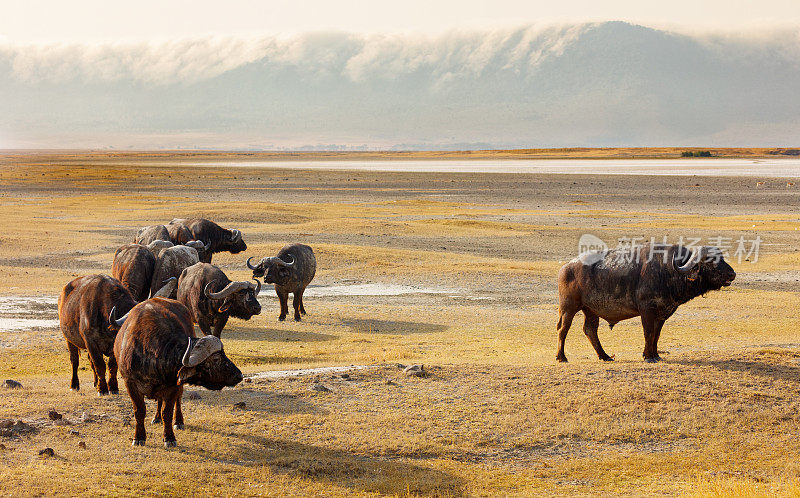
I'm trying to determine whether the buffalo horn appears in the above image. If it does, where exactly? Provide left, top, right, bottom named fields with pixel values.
left=182, top=335, right=223, bottom=367
left=153, top=277, right=177, bottom=297
left=230, top=229, right=241, bottom=242
left=205, top=280, right=251, bottom=300
left=109, top=306, right=129, bottom=328
left=246, top=256, right=258, bottom=269
left=674, top=247, right=700, bottom=274
left=252, top=278, right=261, bottom=295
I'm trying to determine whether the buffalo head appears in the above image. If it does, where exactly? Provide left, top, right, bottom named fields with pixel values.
left=204, top=279, right=262, bottom=319
left=673, top=246, right=736, bottom=290
left=246, top=255, right=295, bottom=284
left=177, top=335, right=243, bottom=390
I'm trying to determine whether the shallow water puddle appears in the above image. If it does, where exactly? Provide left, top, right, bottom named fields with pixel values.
left=248, top=364, right=377, bottom=380
left=260, top=283, right=457, bottom=297
left=0, top=296, right=59, bottom=332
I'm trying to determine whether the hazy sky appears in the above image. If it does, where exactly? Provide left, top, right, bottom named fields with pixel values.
left=1, top=3, right=799, bottom=149
left=2, top=1, right=800, bottom=43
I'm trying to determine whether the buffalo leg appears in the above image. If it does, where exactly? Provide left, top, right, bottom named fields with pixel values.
left=641, top=311, right=661, bottom=362
left=68, top=342, right=80, bottom=391
left=652, top=319, right=666, bottom=360
left=153, top=398, right=163, bottom=424
left=556, top=306, right=578, bottom=362
left=107, top=354, right=119, bottom=394
left=127, top=380, right=147, bottom=446
left=161, top=388, right=179, bottom=447
left=292, top=291, right=303, bottom=321
left=276, top=288, right=289, bottom=321
left=583, top=310, right=614, bottom=361
left=298, top=291, right=307, bottom=315
left=174, top=386, right=185, bottom=430
left=86, top=343, right=109, bottom=395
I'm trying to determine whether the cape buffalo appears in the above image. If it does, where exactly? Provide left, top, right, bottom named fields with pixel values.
left=177, top=263, right=262, bottom=337
left=112, top=243, right=156, bottom=302
left=135, top=225, right=170, bottom=245
left=556, top=243, right=736, bottom=363
left=58, top=275, right=137, bottom=394
left=168, top=218, right=246, bottom=263
left=247, top=243, right=316, bottom=321
left=113, top=297, right=243, bottom=447
left=149, top=242, right=208, bottom=298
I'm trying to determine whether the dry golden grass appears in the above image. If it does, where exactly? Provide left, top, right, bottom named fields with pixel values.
left=2, top=159, right=800, bottom=496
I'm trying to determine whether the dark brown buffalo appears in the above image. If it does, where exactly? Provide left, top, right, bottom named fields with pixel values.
left=168, top=218, right=246, bottom=263
left=177, top=263, right=262, bottom=337
left=135, top=225, right=170, bottom=245
left=112, top=243, right=155, bottom=302
left=247, top=243, right=316, bottom=321
left=58, top=275, right=137, bottom=394
left=149, top=243, right=208, bottom=298
left=556, top=243, right=736, bottom=363
left=113, top=297, right=243, bottom=448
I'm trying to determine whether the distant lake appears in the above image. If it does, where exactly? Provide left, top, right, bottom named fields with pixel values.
left=175, top=158, right=800, bottom=177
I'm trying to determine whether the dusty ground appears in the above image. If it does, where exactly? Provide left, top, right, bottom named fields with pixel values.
left=1, top=154, right=800, bottom=496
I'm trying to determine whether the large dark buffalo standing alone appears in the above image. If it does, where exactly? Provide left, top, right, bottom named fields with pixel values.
left=58, top=275, right=137, bottom=394
left=113, top=297, right=243, bottom=447
left=135, top=225, right=170, bottom=245
left=177, top=262, right=262, bottom=337
left=248, top=243, right=316, bottom=321
left=112, top=243, right=156, bottom=302
left=168, top=218, right=246, bottom=263
left=556, top=243, right=736, bottom=363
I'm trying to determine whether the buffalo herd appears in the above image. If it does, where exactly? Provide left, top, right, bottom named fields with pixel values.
left=58, top=217, right=735, bottom=447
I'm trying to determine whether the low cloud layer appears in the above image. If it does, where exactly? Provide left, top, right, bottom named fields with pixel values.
left=2, top=22, right=799, bottom=149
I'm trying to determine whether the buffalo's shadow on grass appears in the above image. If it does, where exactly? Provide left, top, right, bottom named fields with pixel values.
left=673, top=355, right=800, bottom=383
left=224, top=388, right=323, bottom=415
left=343, top=318, right=448, bottom=335
left=189, top=428, right=465, bottom=496
left=222, top=326, right=337, bottom=343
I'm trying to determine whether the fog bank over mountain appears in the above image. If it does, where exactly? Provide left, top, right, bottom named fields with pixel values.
left=1, top=22, right=799, bottom=149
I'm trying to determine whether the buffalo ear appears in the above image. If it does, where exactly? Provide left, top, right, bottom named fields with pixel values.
left=177, top=366, right=196, bottom=385
left=686, top=264, right=701, bottom=282
left=218, top=303, right=231, bottom=313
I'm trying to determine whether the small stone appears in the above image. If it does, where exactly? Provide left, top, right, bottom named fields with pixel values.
left=403, top=365, right=427, bottom=378
left=233, top=401, right=246, bottom=409
left=78, top=441, right=86, bottom=449
left=310, top=384, right=331, bottom=392
left=69, top=430, right=80, bottom=436
left=48, top=410, right=62, bottom=421
left=38, top=448, right=54, bottom=458
left=185, top=391, right=201, bottom=400
left=385, top=379, right=399, bottom=386
left=340, top=374, right=350, bottom=379
left=2, top=380, right=22, bottom=389
left=81, top=412, right=92, bottom=423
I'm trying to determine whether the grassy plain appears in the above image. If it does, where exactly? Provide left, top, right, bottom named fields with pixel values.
left=1, top=153, right=800, bottom=496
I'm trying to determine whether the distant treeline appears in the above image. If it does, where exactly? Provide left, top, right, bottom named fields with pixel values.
left=681, top=151, right=713, bottom=157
